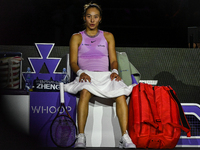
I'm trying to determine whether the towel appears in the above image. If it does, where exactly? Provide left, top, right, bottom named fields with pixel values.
left=64, top=71, right=136, bottom=98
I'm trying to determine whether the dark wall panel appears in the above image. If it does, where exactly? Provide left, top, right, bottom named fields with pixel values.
left=0, top=45, right=199, bottom=104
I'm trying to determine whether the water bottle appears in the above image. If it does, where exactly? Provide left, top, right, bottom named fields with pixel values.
left=25, top=67, right=32, bottom=91
left=61, top=68, right=69, bottom=83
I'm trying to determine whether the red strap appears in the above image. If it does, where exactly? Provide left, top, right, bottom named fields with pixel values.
left=143, top=83, right=162, bottom=131
left=168, top=88, right=191, bottom=137
left=144, top=120, right=159, bottom=129
left=167, top=122, right=191, bottom=137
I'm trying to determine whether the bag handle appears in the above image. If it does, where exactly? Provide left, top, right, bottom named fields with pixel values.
left=142, top=83, right=162, bottom=131
left=168, top=87, right=191, bottom=137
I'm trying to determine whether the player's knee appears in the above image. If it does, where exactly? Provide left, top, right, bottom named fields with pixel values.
left=81, top=89, right=89, bottom=94
left=80, top=89, right=92, bottom=98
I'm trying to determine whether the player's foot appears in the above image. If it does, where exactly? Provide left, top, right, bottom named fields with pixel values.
left=74, top=133, right=86, bottom=149
left=119, top=131, right=136, bottom=149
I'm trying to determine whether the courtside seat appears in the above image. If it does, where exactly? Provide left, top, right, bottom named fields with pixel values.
left=77, top=97, right=131, bottom=147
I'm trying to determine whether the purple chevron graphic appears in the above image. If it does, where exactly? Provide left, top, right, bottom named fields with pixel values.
left=177, top=103, right=200, bottom=147
left=23, top=43, right=63, bottom=87
left=182, top=104, right=200, bottom=119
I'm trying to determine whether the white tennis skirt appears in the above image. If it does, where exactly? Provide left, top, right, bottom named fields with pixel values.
left=64, top=71, right=136, bottom=98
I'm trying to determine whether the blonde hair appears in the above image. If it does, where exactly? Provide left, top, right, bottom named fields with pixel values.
left=83, top=2, right=102, bottom=17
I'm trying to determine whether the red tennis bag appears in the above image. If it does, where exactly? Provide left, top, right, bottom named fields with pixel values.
left=128, top=83, right=191, bottom=149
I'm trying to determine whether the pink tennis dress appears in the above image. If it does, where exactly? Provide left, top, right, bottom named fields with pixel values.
left=64, top=30, right=135, bottom=98
left=78, top=30, right=109, bottom=72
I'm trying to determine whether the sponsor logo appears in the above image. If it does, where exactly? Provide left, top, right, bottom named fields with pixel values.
left=31, top=105, right=72, bottom=114
left=91, top=40, right=96, bottom=43
left=82, top=44, right=91, bottom=46
left=98, top=45, right=105, bottom=47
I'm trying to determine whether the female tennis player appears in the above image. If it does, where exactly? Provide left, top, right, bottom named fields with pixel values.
left=64, top=2, right=136, bottom=149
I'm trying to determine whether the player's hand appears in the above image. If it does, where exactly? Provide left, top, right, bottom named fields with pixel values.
left=110, top=73, right=121, bottom=81
left=79, top=73, right=91, bottom=82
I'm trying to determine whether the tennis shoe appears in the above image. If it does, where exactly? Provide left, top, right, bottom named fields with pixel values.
left=119, top=131, right=136, bottom=149
left=74, top=133, right=86, bottom=149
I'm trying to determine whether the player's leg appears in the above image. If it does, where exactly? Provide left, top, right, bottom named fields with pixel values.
left=115, top=95, right=136, bottom=149
left=77, top=89, right=93, bottom=133
left=115, top=95, right=128, bottom=135
left=75, top=89, right=93, bottom=148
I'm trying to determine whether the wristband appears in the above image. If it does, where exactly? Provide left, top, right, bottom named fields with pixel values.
left=76, top=69, right=84, bottom=77
left=112, top=69, right=119, bottom=75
